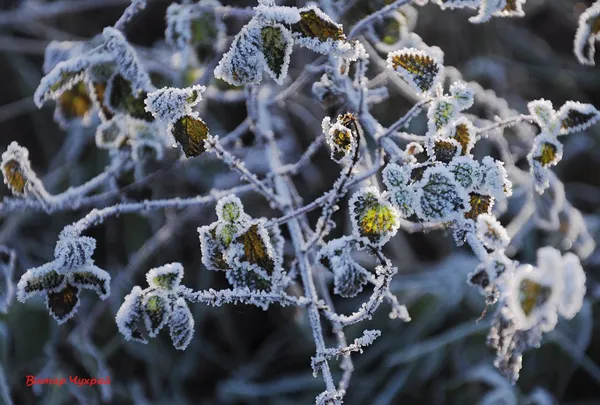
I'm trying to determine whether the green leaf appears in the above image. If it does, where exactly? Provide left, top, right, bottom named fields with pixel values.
left=172, top=115, right=209, bottom=157
left=143, top=292, right=169, bottom=337
left=291, top=8, right=345, bottom=42
left=70, top=267, right=110, bottom=299
left=235, top=224, right=275, bottom=275
left=260, top=25, right=293, bottom=83
left=108, top=74, right=153, bottom=121
left=21, top=269, right=65, bottom=298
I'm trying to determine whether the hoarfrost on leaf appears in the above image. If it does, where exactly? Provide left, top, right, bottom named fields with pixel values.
left=427, top=96, right=459, bottom=134
left=386, top=48, right=443, bottom=96
left=556, top=101, right=600, bottom=135
left=413, top=166, right=470, bottom=222
left=476, top=214, right=510, bottom=250
left=102, top=27, right=153, bottom=95
left=349, top=187, right=399, bottom=246
left=574, top=1, right=600, bottom=65
left=169, top=297, right=195, bottom=350
left=146, top=263, right=184, bottom=291
left=115, top=286, right=147, bottom=343
left=144, top=85, right=206, bottom=122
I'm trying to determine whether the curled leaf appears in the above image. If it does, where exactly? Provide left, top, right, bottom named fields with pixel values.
left=574, top=2, right=600, bottom=65
left=556, top=101, right=600, bottom=134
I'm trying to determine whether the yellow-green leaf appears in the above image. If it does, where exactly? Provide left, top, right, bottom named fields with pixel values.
left=172, top=115, right=209, bottom=158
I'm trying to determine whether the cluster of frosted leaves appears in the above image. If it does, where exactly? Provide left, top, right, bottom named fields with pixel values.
left=215, top=2, right=357, bottom=86
left=95, top=114, right=169, bottom=161
left=527, top=99, right=600, bottom=193
left=321, top=113, right=361, bottom=165
left=431, top=0, right=526, bottom=24
left=574, top=1, right=600, bottom=65
left=16, top=230, right=110, bottom=324
left=198, top=195, right=285, bottom=291
left=165, top=0, right=226, bottom=57
left=0, top=246, right=16, bottom=314
left=349, top=187, right=399, bottom=247
left=488, top=247, right=586, bottom=382
left=144, top=85, right=210, bottom=158
left=1, top=142, right=43, bottom=198
left=34, top=27, right=156, bottom=130
left=317, top=237, right=368, bottom=298
left=116, top=263, right=195, bottom=350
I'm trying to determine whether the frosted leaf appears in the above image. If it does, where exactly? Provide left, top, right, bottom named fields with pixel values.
left=478, top=156, right=512, bottom=199
left=464, top=192, right=494, bottom=221
left=260, top=23, right=294, bottom=84
left=556, top=101, right=600, bottom=135
left=115, top=286, right=147, bottom=343
left=254, top=2, right=301, bottom=25
left=382, top=163, right=415, bottom=218
left=449, top=81, right=475, bottom=110
left=89, top=80, right=114, bottom=122
left=42, top=40, right=83, bottom=73
left=331, top=253, right=368, bottom=298
left=168, top=298, right=195, bottom=350
left=214, top=18, right=265, bottom=86
left=527, top=133, right=563, bottom=194
left=33, top=52, right=112, bottom=107
left=493, top=0, right=526, bottom=18
left=469, top=0, right=508, bottom=24
left=198, top=224, right=229, bottom=271
left=476, top=214, right=510, bottom=250
left=323, top=114, right=359, bottom=164
left=102, top=27, right=152, bottom=95
left=318, top=237, right=367, bottom=298
left=144, top=85, right=206, bottom=122
left=290, top=6, right=355, bottom=58
left=349, top=187, right=399, bottom=246
left=169, top=113, right=210, bottom=158
left=413, top=166, right=470, bottom=222
left=382, top=162, right=411, bottom=188
left=427, top=96, right=459, bottom=134
left=431, top=0, right=480, bottom=11
left=557, top=253, right=586, bottom=320
left=425, top=136, right=462, bottom=164
left=46, top=283, right=81, bottom=324
left=387, top=48, right=443, bottom=96
left=448, top=117, right=476, bottom=156
left=165, top=1, right=225, bottom=51
left=1, top=142, right=39, bottom=198
left=53, top=81, right=94, bottom=128
left=574, top=1, right=600, bottom=65
left=0, top=247, right=15, bottom=313
left=16, top=263, right=66, bottom=303
left=95, top=115, right=127, bottom=149
left=449, top=155, right=480, bottom=190
left=216, top=194, right=250, bottom=224
left=225, top=221, right=280, bottom=290
left=54, top=234, right=96, bottom=270
left=146, top=263, right=184, bottom=291
left=105, top=74, right=153, bottom=121
left=142, top=290, right=170, bottom=338
left=527, top=99, right=558, bottom=134
left=70, top=264, right=111, bottom=300
left=506, top=264, right=558, bottom=332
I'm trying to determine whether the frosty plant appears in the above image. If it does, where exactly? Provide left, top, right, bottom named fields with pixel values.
left=2, top=0, right=599, bottom=403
